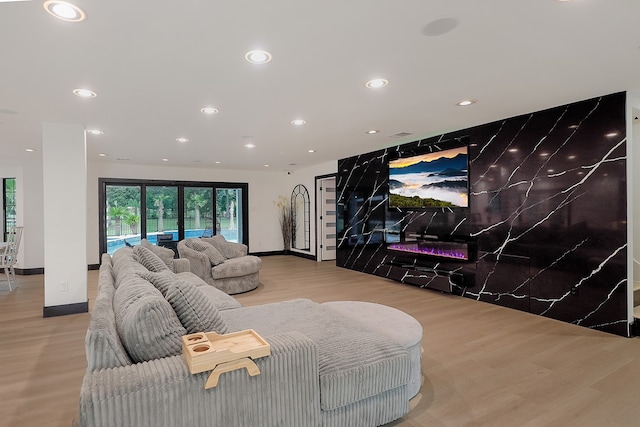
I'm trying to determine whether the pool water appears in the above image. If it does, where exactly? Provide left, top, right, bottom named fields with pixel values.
left=106, top=229, right=239, bottom=255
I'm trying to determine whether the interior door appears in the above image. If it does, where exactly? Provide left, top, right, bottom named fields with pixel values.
left=319, top=177, right=336, bottom=261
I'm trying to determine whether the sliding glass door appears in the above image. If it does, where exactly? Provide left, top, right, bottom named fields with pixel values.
left=105, top=184, right=141, bottom=253
left=216, top=188, right=243, bottom=243
left=145, top=185, right=178, bottom=244
left=99, top=179, right=248, bottom=256
left=184, top=187, right=214, bottom=238
left=3, top=178, right=16, bottom=241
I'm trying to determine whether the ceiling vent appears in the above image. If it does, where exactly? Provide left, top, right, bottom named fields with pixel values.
left=389, top=132, right=412, bottom=138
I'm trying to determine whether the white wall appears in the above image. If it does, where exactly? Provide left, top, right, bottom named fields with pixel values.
left=0, top=165, right=19, bottom=244
left=22, top=155, right=45, bottom=270
left=42, top=123, right=87, bottom=307
left=87, top=161, right=298, bottom=265
left=0, top=164, right=20, bottom=245
left=284, top=161, right=337, bottom=258
left=1, top=154, right=337, bottom=270
left=0, top=159, right=42, bottom=270
left=3, top=154, right=337, bottom=270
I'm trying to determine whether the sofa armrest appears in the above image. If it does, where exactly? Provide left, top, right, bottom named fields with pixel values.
left=226, top=241, right=248, bottom=257
left=171, top=257, right=191, bottom=273
left=78, top=331, right=320, bottom=427
left=177, top=241, right=213, bottom=281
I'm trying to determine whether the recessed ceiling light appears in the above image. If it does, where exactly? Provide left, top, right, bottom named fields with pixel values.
left=44, top=1, right=87, bottom=22
left=244, top=143, right=256, bottom=148
left=508, top=148, right=519, bottom=153
left=568, top=155, right=577, bottom=160
left=176, top=137, right=189, bottom=143
left=264, top=164, right=270, bottom=167
left=540, top=152, right=550, bottom=157
left=25, top=148, right=36, bottom=152
left=245, top=50, right=272, bottom=64
left=365, top=79, right=388, bottom=89
left=605, top=132, right=619, bottom=137
left=308, top=149, right=316, bottom=153
left=162, top=158, right=169, bottom=162
left=201, top=107, right=219, bottom=115
left=73, top=88, right=96, bottom=98
left=366, top=130, right=379, bottom=134
left=99, top=153, right=108, bottom=157
left=291, top=119, right=307, bottom=126
left=456, top=99, right=476, bottom=106
left=214, top=161, right=221, bottom=164
left=87, top=129, right=104, bottom=135
left=568, top=124, right=579, bottom=129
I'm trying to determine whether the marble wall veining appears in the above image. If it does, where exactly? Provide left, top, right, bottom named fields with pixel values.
left=336, top=92, right=629, bottom=336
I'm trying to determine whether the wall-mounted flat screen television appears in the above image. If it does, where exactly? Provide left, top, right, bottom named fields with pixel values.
left=388, top=141, right=469, bottom=209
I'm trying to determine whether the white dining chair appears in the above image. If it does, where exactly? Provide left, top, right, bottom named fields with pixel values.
left=0, top=226, right=23, bottom=292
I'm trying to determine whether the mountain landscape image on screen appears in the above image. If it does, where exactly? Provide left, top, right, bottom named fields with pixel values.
left=389, top=146, right=468, bottom=208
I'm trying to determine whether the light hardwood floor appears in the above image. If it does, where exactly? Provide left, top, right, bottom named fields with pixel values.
left=1, top=256, right=640, bottom=427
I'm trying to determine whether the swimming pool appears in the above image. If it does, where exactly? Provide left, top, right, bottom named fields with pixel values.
left=106, top=229, right=239, bottom=255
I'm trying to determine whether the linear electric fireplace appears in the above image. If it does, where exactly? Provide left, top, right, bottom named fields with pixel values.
left=387, top=236, right=475, bottom=262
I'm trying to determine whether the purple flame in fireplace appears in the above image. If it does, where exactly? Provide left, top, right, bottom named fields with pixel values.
left=388, top=242, right=468, bottom=260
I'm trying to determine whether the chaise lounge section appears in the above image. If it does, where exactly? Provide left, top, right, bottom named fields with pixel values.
left=78, top=246, right=417, bottom=427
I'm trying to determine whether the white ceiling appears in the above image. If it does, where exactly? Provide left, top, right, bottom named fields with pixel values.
left=1, top=0, right=639, bottom=171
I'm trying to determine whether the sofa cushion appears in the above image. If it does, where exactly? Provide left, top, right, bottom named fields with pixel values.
left=114, top=274, right=186, bottom=363
left=194, top=282, right=243, bottom=310
left=138, top=270, right=176, bottom=295
left=165, top=279, right=229, bottom=334
left=112, top=246, right=133, bottom=263
left=140, top=238, right=175, bottom=269
left=185, top=238, right=226, bottom=266
left=171, top=257, right=191, bottom=273
left=138, top=270, right=233, bottom=331
left=113, top=253, right=145, bottom=276
left=175, top=271, right=208, bottom=288
left=112, top=248, right=148, bottom=288
left=133, top=245, right=170, bottom=272
left=203, top=235, right=246, bottom=259
left=220, top=299, right=410, bottom=411
left=211, top=255, right=261, bottom=279
left=114, top=262, right=149, bottom=289
left=85, top=259, right=132, bottom=370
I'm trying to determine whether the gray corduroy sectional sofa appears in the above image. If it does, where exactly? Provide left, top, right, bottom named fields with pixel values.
left=78, top=246, right=413, bottom=427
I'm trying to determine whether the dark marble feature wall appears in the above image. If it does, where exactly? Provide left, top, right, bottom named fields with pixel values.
left=337, top=92, right=629, bottom=336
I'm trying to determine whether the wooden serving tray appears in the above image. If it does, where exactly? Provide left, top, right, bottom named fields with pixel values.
left=181, top=329, right=271, bottom=389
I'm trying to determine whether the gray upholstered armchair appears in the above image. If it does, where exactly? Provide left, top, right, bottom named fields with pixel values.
left=177, top=236, right=261, bottom=294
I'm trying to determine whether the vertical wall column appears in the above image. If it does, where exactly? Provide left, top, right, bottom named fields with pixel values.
left=42, top=123, right=88, bottom=316
left=630, top=92, right=640, bottom=325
